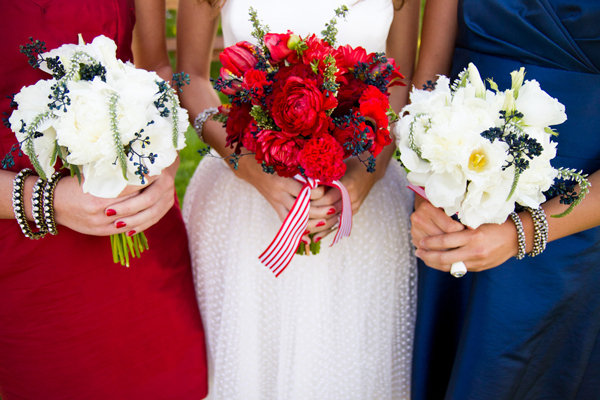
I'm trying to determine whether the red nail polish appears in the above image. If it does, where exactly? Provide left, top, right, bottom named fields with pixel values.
left=304, top=229, right=310, bottom=235
left=316, top=221, right=325, bottom=227
left=315, top=236, right=322, bottom=243
left=127, top=230, right=136, bottom=237
left=327, top=208, right=336, bottom=215
left=116, top=221, right=126, bottom=229
left=105, top=209, right=116, bottom=217
left=301, top=239, right=308, bottom=245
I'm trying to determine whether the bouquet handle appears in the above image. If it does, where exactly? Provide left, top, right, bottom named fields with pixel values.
left=259, top=174, right=352, bottom=277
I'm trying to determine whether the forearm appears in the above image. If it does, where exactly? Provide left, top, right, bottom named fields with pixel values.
left=412, top=0, right=458, bottom=88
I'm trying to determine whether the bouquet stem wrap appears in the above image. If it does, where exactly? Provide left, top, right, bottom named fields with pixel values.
left=259, top=174, right=352, bottom=276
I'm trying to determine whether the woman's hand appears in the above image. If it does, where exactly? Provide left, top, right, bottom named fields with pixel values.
left=54, top=159, right=179, bottom=236
left=305, top=157, right=381, bottom=242
left=411, top=197, right=519, bottom=273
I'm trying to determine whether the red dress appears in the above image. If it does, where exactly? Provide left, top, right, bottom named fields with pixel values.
left=0, top=1, right=208, bottom=398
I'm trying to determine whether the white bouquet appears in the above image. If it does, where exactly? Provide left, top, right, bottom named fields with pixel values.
left=8, top=35, right=188, bottom=266
left=397, top=63, right=589, bottom=274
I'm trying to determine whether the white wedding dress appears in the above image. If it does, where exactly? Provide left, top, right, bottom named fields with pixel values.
left=182, top=0, right=416, bottom=398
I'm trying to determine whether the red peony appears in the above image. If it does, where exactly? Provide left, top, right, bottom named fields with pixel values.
left=219, top=41, right=258, bottom=77
left=242, top=69, right=271, bottom=105
left=334, top=74, right=369, bottom=115
left=271, top=74, right=337, bottom=137
left=255, top=129, right=304, bottom=177
left=298, top=134, right=346, bottom=183
left=359, top=86, right=392, bottom=157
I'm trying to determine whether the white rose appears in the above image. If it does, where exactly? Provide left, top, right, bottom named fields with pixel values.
left=515, top=80, right=566, bottom=128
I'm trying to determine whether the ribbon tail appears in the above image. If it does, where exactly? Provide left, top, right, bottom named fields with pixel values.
left=259, top=184, right=312, bottom=277
left=329, top=180, right=352, bottom=246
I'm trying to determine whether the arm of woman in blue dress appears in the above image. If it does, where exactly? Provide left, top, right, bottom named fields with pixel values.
left=410, top=0, right=600, bottom=272
left=176, top=0, right=326, bottom=227
left=0, top=0, right=179, bottom=236
left=307, top=0, right=421, bottom=240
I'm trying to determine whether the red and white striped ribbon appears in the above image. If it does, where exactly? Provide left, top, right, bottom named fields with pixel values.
left=259, top=174, right=353, bottom=277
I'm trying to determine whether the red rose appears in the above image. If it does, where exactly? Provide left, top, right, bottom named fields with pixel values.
left=242, top=69, right=271, bottom=105
left=359, top=86, right=392, bottom=157
left=298, top=134, right=346, bottom=183
left=264, top=31, right=299, bottom=64
left=271, top=74, right=337, bottom=137
left=255, top=129, right=304, bottom=177
left=224, top=103, right=254, bottom=153
left=219, top=41, right=258, bottom=77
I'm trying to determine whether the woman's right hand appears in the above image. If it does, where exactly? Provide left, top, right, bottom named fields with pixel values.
left=53, top=168, right=176, bottom=236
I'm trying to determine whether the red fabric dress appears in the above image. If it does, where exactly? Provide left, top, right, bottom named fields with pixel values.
left=0, top=1, right=208, bottom=398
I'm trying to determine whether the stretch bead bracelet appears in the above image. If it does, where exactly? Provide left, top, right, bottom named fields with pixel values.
left=43, top=171, right=63, bottom=235
left=509, top=211, right=526, bottom=260
left=526, top=206, right=548, bottom=257
left=193, top=107, right=219, bottom=143
left=31, top=176, right=49, bottom=232
left=12, top=168, right=46, bottom=239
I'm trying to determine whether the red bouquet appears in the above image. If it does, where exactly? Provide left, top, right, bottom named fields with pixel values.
left=213, top=7, right=404, bottom=275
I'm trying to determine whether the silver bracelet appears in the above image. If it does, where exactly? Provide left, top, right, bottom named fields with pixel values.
left=526, top=206, right=548, bottom=257
left=509, top=211, right=526, bottom=260
left=193, top=107, right=219, bottom=143
left=12, top=168, right=46, bottom=240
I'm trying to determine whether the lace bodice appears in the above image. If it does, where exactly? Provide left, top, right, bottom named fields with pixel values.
left=221, top=0, right=394, bottom=53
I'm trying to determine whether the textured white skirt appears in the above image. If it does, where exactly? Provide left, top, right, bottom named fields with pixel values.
left=183, top=156, right=416, bottom=400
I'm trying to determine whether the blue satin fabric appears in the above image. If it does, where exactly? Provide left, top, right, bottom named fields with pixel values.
left=412, top=1, right=600, bottom=399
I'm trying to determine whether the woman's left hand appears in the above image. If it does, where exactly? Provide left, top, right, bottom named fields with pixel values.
left=415, top=217, right=520, bottom=273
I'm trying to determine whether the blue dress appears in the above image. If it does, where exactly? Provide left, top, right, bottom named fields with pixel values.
left=412, top=1, right=600, bottom=399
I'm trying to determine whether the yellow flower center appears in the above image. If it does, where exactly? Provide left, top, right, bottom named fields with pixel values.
left=468, top=149, right=488, bottom=172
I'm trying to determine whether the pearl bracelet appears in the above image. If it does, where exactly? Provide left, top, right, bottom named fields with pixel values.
left=509, top=211, right=526, bottom=260
left=526, top=206, right=548, bottom=257
left=12, top=168, right=46, bottom=239
left=193, top=107, right=219, bottom=143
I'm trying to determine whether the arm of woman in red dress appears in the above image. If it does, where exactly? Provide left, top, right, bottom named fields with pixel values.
left=410, top=0, right=600, bottom=272
left=307, top=0, right=421, bottom=240
left=0, top=0, right=179, bottom=236
left=176, top=0, right=314, bottom=224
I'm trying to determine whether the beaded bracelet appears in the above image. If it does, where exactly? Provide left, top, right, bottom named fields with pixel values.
left=193, top=107, right=219, bottom=143
left=43, top=171, right=63, bottom=235
left=12, top=168, right=46, bottom=239
left=526, top=206, right=548, bottom=257
left=509, top=211, right=526, bottom=260
left=31, top=176, right=48, bottom=232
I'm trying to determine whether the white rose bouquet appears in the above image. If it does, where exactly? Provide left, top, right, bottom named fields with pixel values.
left=7, top=35, right=188, bottom=266
left=397, top=63, right=589, bottom=275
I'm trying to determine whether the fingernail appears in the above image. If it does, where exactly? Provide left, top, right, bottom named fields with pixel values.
left=316, top=221, right=325, bottom=227
left=304, top=229, right=310, bottom=235
left=127, top=230, right=136, bottom=237
left=301, top=239, right=308, bottom=245
left=116, top=221, right=126, bottom=229
left=327, top=208, right=336, bottom=215
left=105, top=209, right=116, bottom=217
left=315, top=236, right=322, bottom=243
